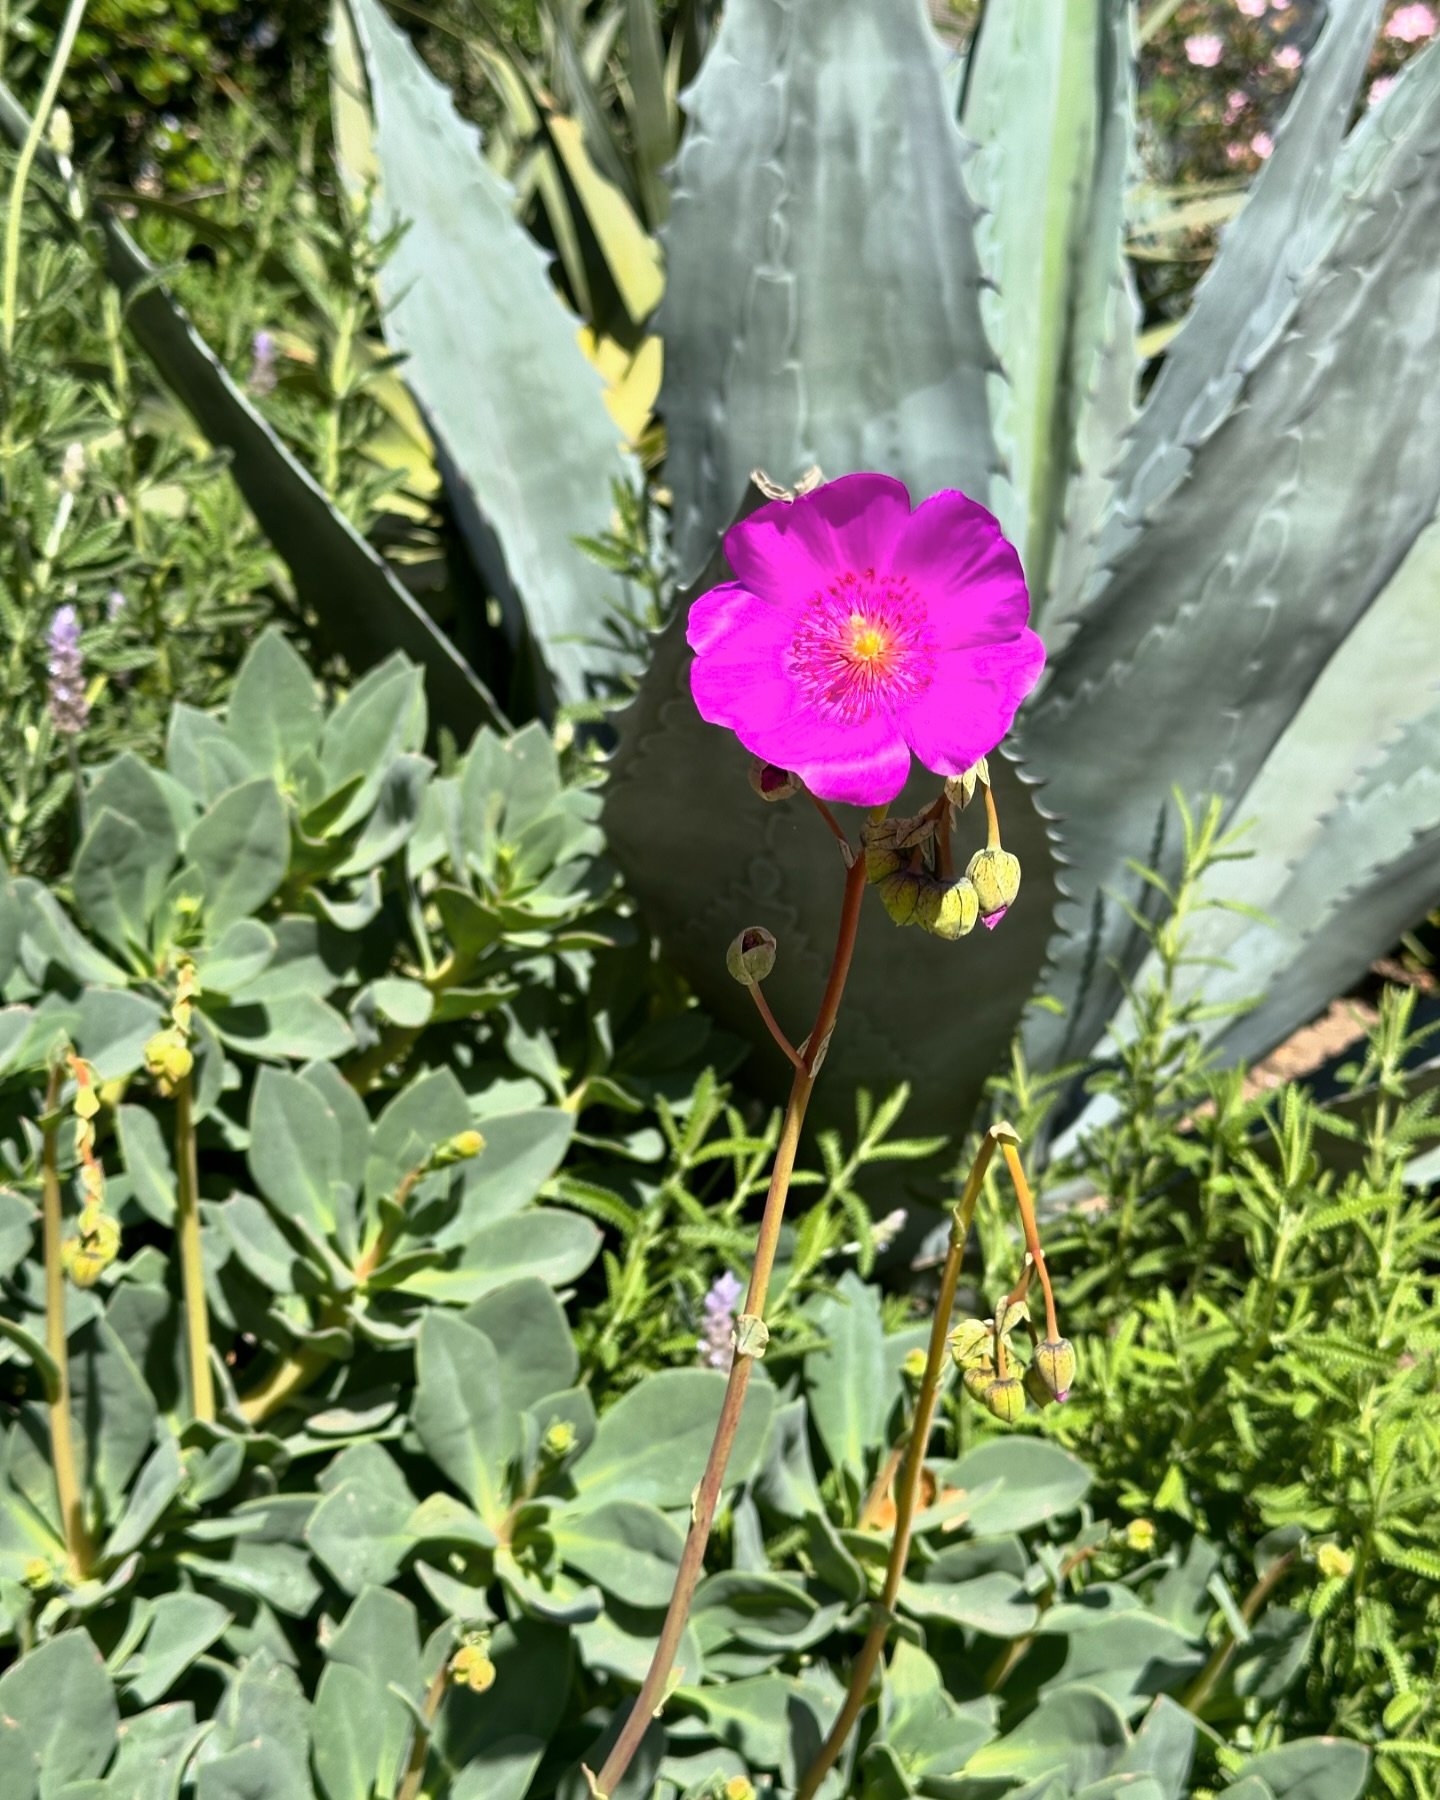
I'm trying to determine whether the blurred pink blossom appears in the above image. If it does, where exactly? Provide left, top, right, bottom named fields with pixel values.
left=1236, top=0, right=1267, bottom=14
left=1251, top=130, right=1275, bottom=158
left=1274, top=43, right=1302, bottom=68
left=1385, top=4, right=1436, bottom=42
left=1185, top=33, right=1225, bottom=65
left=1225, top=142, right=1247, bottom=162
left=1369, top=74, right=1398, bottom=104
left=1224, top=89, right=1248, bottom=121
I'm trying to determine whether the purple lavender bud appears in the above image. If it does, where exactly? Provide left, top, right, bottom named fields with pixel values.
left=248, top=330, right=278, bottom=397
left=47, top=604, right=89, bottom=735
left=697, top=1270, right=745, bottom=1372
left=105, top=588, right=126, bottom=621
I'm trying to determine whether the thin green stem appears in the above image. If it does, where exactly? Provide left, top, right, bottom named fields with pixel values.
left=1, top=0, right=87, bottom=361
left=589, top=849, right=870, bottom=1798
left=796, top=1126, right=1008, bottom=1800
left=397, top=1657, right=450, bottom=1800
left=41, top=1062, right=92, bottom=1577
left=1181, top=1551, right=1297, bottom=1715
left=174, top=1076, right=215, bottom=1423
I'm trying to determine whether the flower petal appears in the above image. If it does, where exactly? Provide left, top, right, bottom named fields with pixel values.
left=724, top=473, right=913, bottom=608
left=741, top=706, right=913, bottom=807
left=890, top=489, right=1032, bottom=647
left=897, top=635, right=1047, bottom=776
left=688, top=582, right=800, bottom=734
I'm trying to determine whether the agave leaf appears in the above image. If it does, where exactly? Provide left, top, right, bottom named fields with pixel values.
left=0, top=82, right=503, bottom=740
left=623, top=0, right=674, bottom=226
left=1095, top=0, right=1382, bottom=576
left=661, top=0, right=996, bottom=581
left=602, top=485, right=1060, bottom=1140
left=1037, top=0, right=1141, bottom=629
left=543, top=110, right=664, bottom=329
left=1208, top=696, right=1440, bottom=1068
left=1118, top=512, right=1440, bottom=1053
left=346, top=0, right=638, bottom=706
left=1022, top=35, right=1440, bottom=1072
left=962, top=0, right=1138, bottom=594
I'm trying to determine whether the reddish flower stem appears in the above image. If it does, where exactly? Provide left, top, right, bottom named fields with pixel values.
left=1001, top=1141, right=1059, bottom=1341
left=795, top=1126, right=1006, bottom=1800
left=747, top=982, right=806, bottom=1072
left=587, top=849, right=870, bottom=1798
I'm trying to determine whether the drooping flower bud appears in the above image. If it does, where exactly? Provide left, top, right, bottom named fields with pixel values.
left=748, top=762, right=798, bottom=802
left=977, top=1374, right=1026, bottom=1423
left=864, top=844, right=902, bottom=885
left=916, top=877, right=979, bottom=941
left=1032, top=1337, right=1076, bottom=1402
left=949, top=1319, right=992, bottom=1369
left=1023, top=1363, right=1056, bottom=1410
left=726, top=926, right=777, bottom=986
left=960, top=1361, right=998, bottom=1405
left=966, top=846, right=1021, bottom=917
left=877, top=868, right=926, bottom=926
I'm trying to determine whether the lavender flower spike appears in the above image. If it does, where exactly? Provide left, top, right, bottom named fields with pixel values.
left=47, top=604, right=89, bottom=735
left=248, top=330, right=278, bottom=396
left=698, top=1271, right=745, bottom=1371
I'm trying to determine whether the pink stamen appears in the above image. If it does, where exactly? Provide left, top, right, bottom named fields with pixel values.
left=786, top=572, right=937, bottom=723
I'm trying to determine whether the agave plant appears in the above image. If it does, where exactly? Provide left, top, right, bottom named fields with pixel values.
left=9, top=0, right=1438, bottom=1138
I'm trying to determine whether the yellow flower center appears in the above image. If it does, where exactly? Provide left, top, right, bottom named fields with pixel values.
left=849, top=615, right=888, bottom=662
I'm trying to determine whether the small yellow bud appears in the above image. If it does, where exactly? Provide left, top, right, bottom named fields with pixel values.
left=1124, top=1519, right=1157, bottom=1555
left=877, top=868, right=925, bottom=926
left=543, top=1420, right=577, bottom=1459
left=748, top=762, right=797, bottom=802
left=23, top=1557, right=53, bottom=1591
left=453, top=1130, right=485, bottom=1159
left=723, top=1780, right=757, bottom=1800
left=726, top=926, right=777, bottom=986
left=1317, top=1543, right=1353, bottom=1581
left=966, top=847, right=1021, bottom=917
left=916, top=877, right=979, bottom=941
left=1032, top=1337, right=1076, bottom=1403
left=901, top=1347, right=928, bottom=1382
left=144, top=1029, right=193, bottom=1095
left=450, top=1643, right=496, bottom=1692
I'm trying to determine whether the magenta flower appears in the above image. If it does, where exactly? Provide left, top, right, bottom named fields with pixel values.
left=687, top=475, right=1043, bottom=806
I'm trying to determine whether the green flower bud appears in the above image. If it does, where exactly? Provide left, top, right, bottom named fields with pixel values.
left=450, top=1642, right=496, bottom=1692
left=727, top=926, right=777, bottom=986
left=878, top=868, right=925, bottom=926
left=966, top=846, right=1021, bottom=916
left=23, top=1556, right=53, bottom=1591
left=723, top=1780, right=757, bottom=1800
left=431, top=1128, right=487, bottom=1168
left=1023, top=1363, right=1055, bottom=1410
left=542, top=1419, right=577, bottom=1459
left=949, top=1319, right=992, bottom=1369
left=1032, top=1337, right=1076, bottom=1402
left=901, top=1347, right=928, bottom=1382
left=864, top=844, right=902, bottom=885
left=748, top=762, right=797, bottom=802
left=144, top=1028, right=193, bottom=1096
left=917, top=877, right=979, bottom=941
left=978, top=1375, right=1026, bottom=1424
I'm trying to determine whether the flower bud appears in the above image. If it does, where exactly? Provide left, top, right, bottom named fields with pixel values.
left=748, top=762, right=797, bottom=802
left=542, top=1420, right=577, bottom=1460
left=916, top=877, right=979, bottom=941
left=48, top=106, right=73, bottom=161
left=431, top=1128, right=486, bottom=1168
left=878, top=868, right=925, bottom=926
left=863, top=844, right=901, bottom=885
left=966, top=847, right=1021, bottom=917
left=949, top=1319, right=992, bottom=1369
left=1124, top=1518, right=1157, bottom=1555
left=1317, top=1542, right=1353, bottom=1581
left=960, top=1362, right=997, bottom=1405
left=62, top=1207, right=120, bottom=1288
left=723, top=1780, right=757, bottom=1800
left=901, top=1347, right=928, bottom=1382
left=1023, top=1363, right=1056, bottom=1410
left=23, top=1556, right=53, bottom=1591
left=144, top=1028, right=193, bottom=1096
left=978, top=1375, right=1026, bottom=1424
left=449, top=1642, right=496, bottom=1692
left=726, top=926, right=777, bottom=986
left=1032, top=1337, right=1075, bottom=1403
